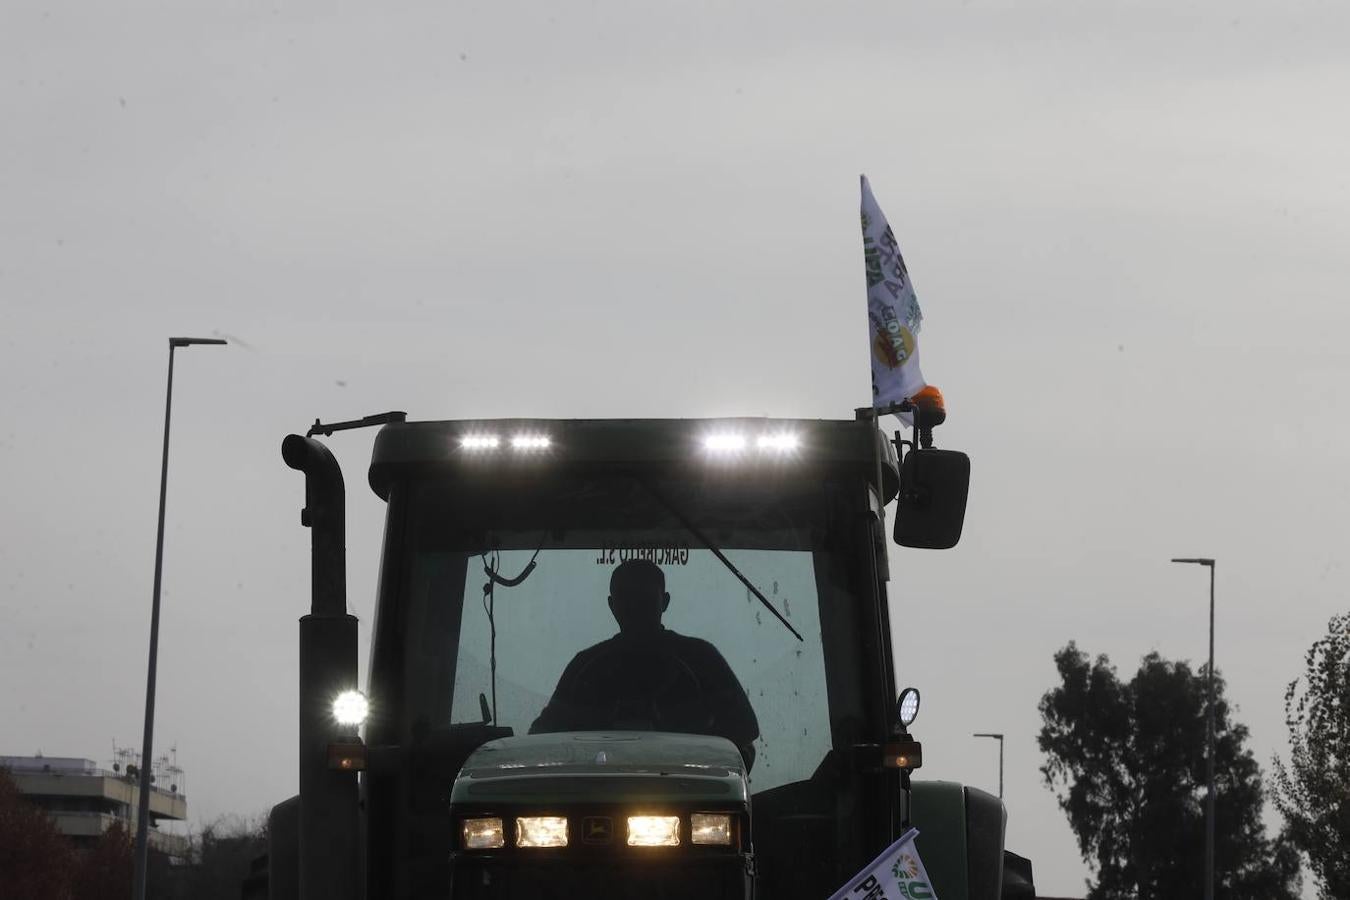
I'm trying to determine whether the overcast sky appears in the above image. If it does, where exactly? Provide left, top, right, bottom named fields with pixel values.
left=3, top=1, right=1349, bottom=896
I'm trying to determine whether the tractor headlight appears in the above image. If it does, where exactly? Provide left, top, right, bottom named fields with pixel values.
left=690, top=813, right=733, bottom=846
left=461, top=817, right=505, bottom=849
left=627, top=815, right=681, bottom=847
left=516, top=816, right=568, bottom=848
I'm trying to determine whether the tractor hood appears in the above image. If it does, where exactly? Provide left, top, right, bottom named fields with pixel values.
left=449, top=732, right=749, bottom=807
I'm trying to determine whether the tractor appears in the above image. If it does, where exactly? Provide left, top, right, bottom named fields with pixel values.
left=263, top=407, right=1033, bottom=899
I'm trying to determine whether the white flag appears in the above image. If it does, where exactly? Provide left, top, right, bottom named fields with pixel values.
left=827, top=827, right=940, bottom=900
left=861, top=175, right=926, bottom=415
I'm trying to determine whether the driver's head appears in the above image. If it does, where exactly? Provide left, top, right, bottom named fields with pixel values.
left=608, top=560, right=670, bottom=636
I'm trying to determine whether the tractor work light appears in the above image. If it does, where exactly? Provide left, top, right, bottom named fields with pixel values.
left=332, top=690, right=369, bottom=728
left=690, top=813, right=733, bottom=846
left=510, top=434, right=552, bottom=451
left=627, top=815, right=681, bottom=847
left=516, top=816, right=568, bottom=848
left=703, top=433, right=747, bottom=453
left=756, top=432, right=800, bottom=453
left=462, top=817, right=505, bottom=849
left=705, top=431, right=802, bottom=455
left=897, top=687, right=921, bottom=728
left=460, top=434, right=500, bottom=450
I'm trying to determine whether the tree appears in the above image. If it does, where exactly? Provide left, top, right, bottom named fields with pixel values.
left=0, top=769, right=75, bottom=899
left=1038, top=643, right=1300, bottom=900
left=71, top=820, right=133, bottom=900
left=147, top=814, right=268, bottom=900
left=1272, top=611, right=1350, bottom=899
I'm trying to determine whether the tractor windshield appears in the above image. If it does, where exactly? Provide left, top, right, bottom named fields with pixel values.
left=450, top=546, right=821, bottom=789
left=383, top=469, right=868, bottom=794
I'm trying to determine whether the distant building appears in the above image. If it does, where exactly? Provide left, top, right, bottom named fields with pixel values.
left=0, top=754, right=189, bottom=858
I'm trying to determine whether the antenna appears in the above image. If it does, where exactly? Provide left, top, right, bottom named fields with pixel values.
left=164, top=745, right=185, bottom=795
left=112, top=742, right=138, bottom=778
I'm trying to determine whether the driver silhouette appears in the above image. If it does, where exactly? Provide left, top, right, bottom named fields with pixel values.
left=530, top=559, right=760, bottom=768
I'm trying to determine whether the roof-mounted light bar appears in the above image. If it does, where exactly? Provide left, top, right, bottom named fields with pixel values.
left=460, top=426, right=801, bottom=458
left=510, top=434, right=551, bottom=451
left=756, top=433, right=800, bottom=452
left=460, top=434, right=501, bottom=450
left=703, top=433, right=747, bottom=453
left=704, top=430, right=801, bottom=455
left=459, top=432, right=552, bottom=453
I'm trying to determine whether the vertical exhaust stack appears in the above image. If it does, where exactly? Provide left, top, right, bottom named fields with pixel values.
left=282, top=435, right=360, bottom=900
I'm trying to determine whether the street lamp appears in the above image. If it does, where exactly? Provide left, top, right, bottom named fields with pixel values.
left=132, top=337, right=225, bottom=900
left=972, top=733, right=1004, bottom=799
left=1172, top=556, right=1216, bottom=900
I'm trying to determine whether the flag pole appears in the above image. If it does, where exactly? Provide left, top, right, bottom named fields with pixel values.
left=874, top=410, right=889, bottom=581
left=874, top=409, right=886, bottom=516
left=870, top=398, right=916, bottom=544
left=870, top=401, right=911, bottom=582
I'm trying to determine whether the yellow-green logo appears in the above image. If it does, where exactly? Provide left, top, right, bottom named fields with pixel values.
left=873, top=315, right=916, bottom=370
left=892, top=853, right=934, bottom=899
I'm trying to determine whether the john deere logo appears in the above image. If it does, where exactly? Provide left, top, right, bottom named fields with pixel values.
left=582, top=817, right=612, bottom=843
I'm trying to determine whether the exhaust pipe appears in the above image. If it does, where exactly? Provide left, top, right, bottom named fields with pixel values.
left=282, top=435, right=347, bottom=617
left=283, top=435, right=360, bottom=900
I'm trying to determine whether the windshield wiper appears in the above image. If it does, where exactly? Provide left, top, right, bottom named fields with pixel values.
left=479, top=536, right=546, bottom=725
left=637, top=480, right=804, bottom=643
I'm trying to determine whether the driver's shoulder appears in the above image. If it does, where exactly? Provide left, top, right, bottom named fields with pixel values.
left=661, top=630, right=725, bottom=661
left=572, top=635, right=623, bottom=663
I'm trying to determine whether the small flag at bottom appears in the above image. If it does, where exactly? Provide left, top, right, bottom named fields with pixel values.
left=826, top=827, right=939, bottom=900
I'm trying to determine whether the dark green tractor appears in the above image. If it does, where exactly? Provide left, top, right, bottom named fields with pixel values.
left=264, top=413, right=1029, bottom=899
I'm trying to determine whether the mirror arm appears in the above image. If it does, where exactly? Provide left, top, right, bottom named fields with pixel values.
left=881, top=398, right=936, bottom=454
left=883, top=395, right=942, bottom=450
left=912, top=405, right=936, bottom=450
left=891, top=429, right=914, bottom=465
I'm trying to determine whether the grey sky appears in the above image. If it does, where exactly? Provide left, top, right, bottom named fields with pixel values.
left=3, top=1, right=1349, bottom=895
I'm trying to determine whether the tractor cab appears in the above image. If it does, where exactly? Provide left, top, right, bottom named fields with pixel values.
left=274, top=414, right=985, bottom=900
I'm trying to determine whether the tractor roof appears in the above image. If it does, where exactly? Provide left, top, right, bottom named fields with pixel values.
left=368, top=417, right=898, bottom=502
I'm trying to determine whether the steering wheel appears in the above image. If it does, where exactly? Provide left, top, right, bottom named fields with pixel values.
left=569, top=642, right=708, bottom=733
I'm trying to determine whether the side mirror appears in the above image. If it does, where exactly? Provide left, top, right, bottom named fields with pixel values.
left=893, top=448, right=970, bottom=549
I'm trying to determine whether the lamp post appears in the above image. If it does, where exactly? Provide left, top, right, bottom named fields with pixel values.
left=132, top=337, right=225, bottom=900
left=972, top=732, right=1004, bottom=799
left=1171, top=556, right=1216, bottom=900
